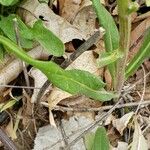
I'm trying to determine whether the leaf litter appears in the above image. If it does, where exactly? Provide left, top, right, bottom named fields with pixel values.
left=0, top=0, right=150, bottom=150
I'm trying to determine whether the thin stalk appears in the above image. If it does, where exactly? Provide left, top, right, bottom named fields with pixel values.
left=115, top=0, right=131, bottom=94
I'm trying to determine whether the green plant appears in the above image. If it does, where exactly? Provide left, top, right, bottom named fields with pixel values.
left=0, top=12, right=117, bottom=101
left=85, top=127, right=110, bottom=150
left=0, top=1, right=149, bottom=101
left=93, top=0, right=150, bottom=93
left=91, top=0, right=150, bottom=148
left=0, top=0, right=19, bottom=6
left=0, top=0, right=150, bottom=149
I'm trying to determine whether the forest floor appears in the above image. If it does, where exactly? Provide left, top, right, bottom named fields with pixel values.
left=0, top=0, right=150, bottom=150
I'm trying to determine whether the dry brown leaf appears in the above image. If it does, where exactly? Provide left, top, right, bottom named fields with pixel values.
left=129, top=17, right=150, bottom=60
left=48, top=87, right=71, bottom=110
left=59, top=95, right=102, bottom=110
left=20, top=0, right=85, bottom=43
left=33, top=115, right=94, bottom=150
left=0, top=46, right=49, bottom=94
left=49, top=110, right=56, bottom=127
left=29, top=68, right=50, bottom=103
left=59, top=0, right=97, bottom=39
left=134, top=11, right=150, bottom=23
left=22, top=90, right=33, bottom=127
left=104, top=69, right=112, bottom=90
left=112, top=6, right=118, bottom=16
left=5, top=117, right=17, bottom=140
left=105, top=114, right=116, bottom=125
left=131, top=117, right=148, bottom=150
left=112, top=112, right=134, bottom=135
left=145, top=131, right=150, bottom=149
left=111, top=142, right=128, bottom=150
left=131, top=18, right=150, bottom=47
left=73, top=4, right=96, bottom=39
left=58, top=0, right=82, bottom=22
left=107, top=127, right=120, bottom=147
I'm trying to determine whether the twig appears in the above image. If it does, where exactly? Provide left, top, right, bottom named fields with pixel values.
left=142, top=123, right=150, bottom=134
left=124, top=71, right=150, bottom=93
left=13, top=18, right=31, bottom=95
left=135, top=65, right=146, bottom=114
left=59, top=118, right=70, bottom=149
left=63, top=98, right=122, bottom=149
left=0, top=46, right=49, bottom=94
left=42, top=100, right=150, bottom=112
left=0, top=84, right=41, bottom=89
left=0, top=128, right=17, bottom=150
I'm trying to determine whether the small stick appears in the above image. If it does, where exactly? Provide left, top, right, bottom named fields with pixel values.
left=13, top=18, right=31, bottom=95
left=135, top=65, right=146, bottom=114
left=0, top=84, right=41, bottom=89
left=0, top=128, right=17, bottom=150
left=42, top=99, right=150, bottom=112
left=124, top=71, right=150, bottom=93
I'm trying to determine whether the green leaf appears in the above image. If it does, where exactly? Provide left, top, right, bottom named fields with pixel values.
left=145, top=0, right=150, bottom=6
left=0, top=35, right=117, bottom=101
left=92, top=0, right=119, bottom=81
left=49, top=70, right=116, bottom=101
left=97, top=50, right=123, bottom=68
left=31, top=20, right=65, bottom=57
left=0, top=44, right=5, bottom=60
left=92, top=0, right=119, bottom=51
left=38, top=0, right=49, bottom=3
left=93, top=127, right=110, bottom=150
left=0, top=99, right=17, bottom=112
left=0, top=14, right=33, bottom=49
left=128, top=2, right=139, bottom=14
left=0, top=0, right=18, bottom=6
left=84, top=132, right=95, bottom=150
left=125, top=28, right=150, bottom=79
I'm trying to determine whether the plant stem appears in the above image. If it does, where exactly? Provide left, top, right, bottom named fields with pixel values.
left=115, top=0, right=131, bottom=94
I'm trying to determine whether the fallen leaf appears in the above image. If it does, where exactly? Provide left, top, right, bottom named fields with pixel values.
left=104, top=68, right=112, bottom=90
left=73, top=1, right=97, bottom=39
left=29, top=68, right=49, bottom=103
left=20, top=0, right=85, bottom=43
left=5, top=117, right=17, bottom=140
left=111, top=142, right=128, bottom=150
left=130, top=118, right=148, bottom=150
left=129, top=17, right=150, bottom=60
left=58, top=0, right=82, bottom=23
left=105, top=114, right=115, bottom=125
left=112, top=112, right=134, bottom=135
left=33, top=115, right=95, bottom=150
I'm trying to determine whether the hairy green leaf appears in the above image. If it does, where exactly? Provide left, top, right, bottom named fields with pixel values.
left=97, top=50, right=123, bottom=68
left=92, top=0, right=119, bottom=51
left=0, top=14, right=33, bottom=48
left=125, top=28, right=150, bottom=78
left=92, top=0, right=119, bottom=81
left=31, top=20, right=65, bottom=57
left=93, top=127, right=110, bottom=150
left=0, top=0, right=18, bottom=6
left=0, top=35, right=117, bottom=101
left=84, top=133, right=95, bottom=150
